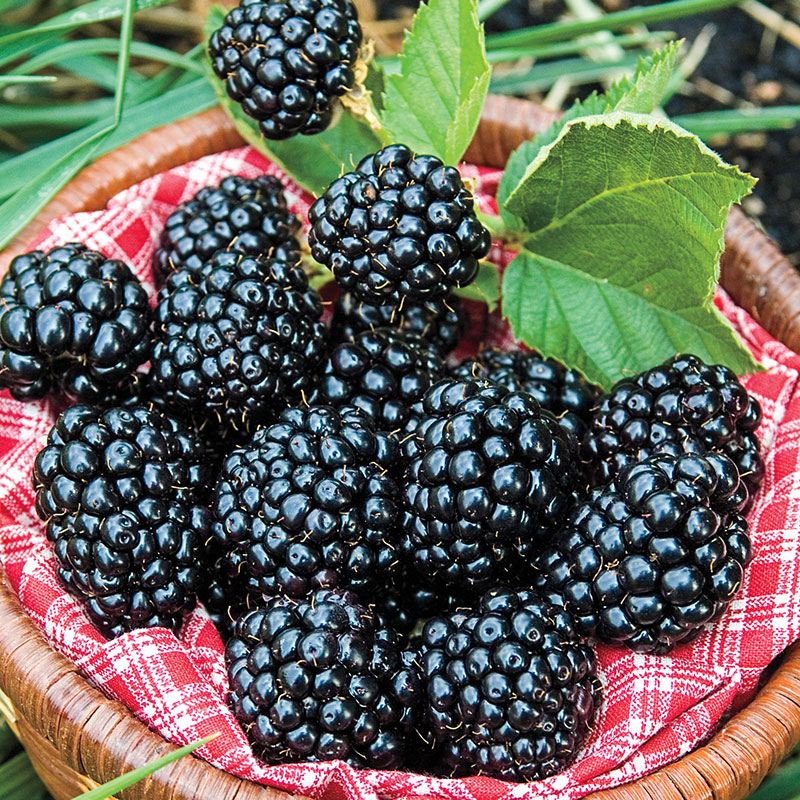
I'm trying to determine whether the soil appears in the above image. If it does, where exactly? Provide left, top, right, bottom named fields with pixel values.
left=377, top=0, right=800, bottom=264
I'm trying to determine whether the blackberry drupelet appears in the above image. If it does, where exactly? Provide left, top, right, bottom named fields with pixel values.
left=212, top=405, right=400, bottom=601
left=309, top=327, right=445, bottom=433
left=0, top=243, right=151, bottom=402
left=150, top=251, right=326, bottom=437
left=309, top=144, right=492, bottom=305
left=401, top=379, right=579, bottom=596
left=583, top=354, right=763, bottom=508
left=534, top=452, right=752, bottom=654
left=451, top=347, right=601, bottom=438
left=32, top=405, right=212, bottom=638
left=331, top=292, right=467, bottom=356
left=415, top=587, right=601, bottom=781
left=153, top=174, right=300, bottom=285
left=226, top=589, right=421, bottom=767
left=209, top=0, right=362, bottom=139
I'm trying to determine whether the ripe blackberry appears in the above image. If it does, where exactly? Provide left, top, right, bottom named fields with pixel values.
left=584, top=354, right=763, bottom=508
left=401, top=379, right=579, bottom=596
left=451, top=348, right=601, bottom=438
left=32, top=405, right=212, bottom=638
left=415, top=587, right=601, bottom=781
left=0, top=243, right=151, bottom=402
left=534, top=452, right=752, bottom=654
left=331, top=292, right=467, bottom=356
left=153, top=174, right=300, bottom=285
left=212, top=405, right=400, bottom=600
left=209, top=0, right=362, bottom=139
left=150, top=251, right=326, bottom=437
left=309, top=144, right=492, bottom=305
left=226, top=589, right=421, bottom=767
left=309, top=327, right=444, bottom=434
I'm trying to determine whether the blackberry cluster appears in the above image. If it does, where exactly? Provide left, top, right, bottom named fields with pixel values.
left=0, top=243, right=151, bottom=402
left=331, top=292, right=467, bottom=356
left=309, top=145, right=492, bottom=305
left=401, top=379, right=578, bottom=596
left=226, top=589, right=420, bottom=767
left=153, top=174, right=300, bottom=285
left=211, top=405, right=400, bottom=602
left=414, top=588, right=601, bottom=781
left=534, top=453, right=752, bottom=654
left=32, top=405, right=212, bottom=638
left=584, top=354, right=763, bottom=508
left=451, top=348, right=601, bottom=438
left=151, top=251, right=326, bottom=437
left=209, top=0, right=362, bottom=139
left=309, top=327, right=444, bottom=433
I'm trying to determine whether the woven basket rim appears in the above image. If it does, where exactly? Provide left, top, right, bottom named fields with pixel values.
left=2, top=97, right=800, bottom=800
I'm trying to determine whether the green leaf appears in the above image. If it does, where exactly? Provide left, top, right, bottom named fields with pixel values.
left=365, top=63, right=385, bottom=113
left=501, top=112, right=758, bottom=387
left=75, top=734, right=218, bottom=800
left=0, top=752, right=47, bottom=800
left=202, top=16, right=381, bottom=196
left=381, top=0, right=490, bottom=163
left=497, top=41, right=681, bottom=229
left=454, top=261, right=500, bottom=309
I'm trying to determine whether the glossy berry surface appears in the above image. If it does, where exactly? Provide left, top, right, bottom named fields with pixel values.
left=331, top=292, right=467, bottom=356
left=209, top=0, right=362, bottom=139
left=309, top=327, right=445, bottom=433
left=401, top=379, right=579, bottom=595
left=535, top=452, right=752, bottom=654
left=415, top=587, right=601, bottom=781
left=0, top=243, right=151, bottom=402
left=150, top=251, right=326, bottom=437
left=226, top=589, right=421, bottom=767
left=584, top=354, right=763, bottom=509
left=211, top=405, right=400, bottom=601
left=32, top=405, right=212, bottom=638
left=309, top=144, right=492, bottom=305
left=153, top=174, right=300, bottom=285
left=451, top=347, right=601, bottom=439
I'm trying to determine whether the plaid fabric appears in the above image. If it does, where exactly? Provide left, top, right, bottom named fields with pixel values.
left=1, top=146, right=799, bottom=800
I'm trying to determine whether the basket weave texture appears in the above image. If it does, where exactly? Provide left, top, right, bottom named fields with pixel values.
left=3, top=99, right=800, bottom=800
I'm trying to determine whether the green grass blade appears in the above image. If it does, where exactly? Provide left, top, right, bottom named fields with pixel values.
left=485, top=0, right=741, bottom=50
left=0, top=78, right=215, bottom=201
left=75, top=734, right=218, bottom=800
left=477, top=0, right=513, bottom=21
left=0, top=75, right=56, bottom=84
left=0, top=752, right=47, bottom=800
left=12, top=38, right=203, bottom=76
left=673, top=106, right=800, bottom=136
left=0, top=720, right=17, bottom=762
left=490, top=53, right=640, bottom=93
left=0, top=99, right=115, bottom=129
left=0, top=0, right=173, bottom=46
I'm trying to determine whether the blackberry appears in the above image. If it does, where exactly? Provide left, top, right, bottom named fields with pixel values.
left=153, top=174, right=300, bottom=285
left=32, top=405, right=212, bottom=638
left=415, top=587, right=601, bottom=781
left=150, top=251, right=326, bottom=437
left=226, top=589, right=421, bottom=767
left=309, top=144, right=492, bottom=305
left=209, top=0, right=362, bottom=139
left=401, top=379, right=579, bottom=596
left=309, top=327, right=445, bottom=433
left=451, top=348, right=601, bottom=438
left=0, top=243, right=151, bottom=402
left=583, top=354, right=763, bottom=508
left=331, top=292, right=467, bottom=356
left=534, top=452, right=752, bottom=654
left=211, top=405, right=400, bottom=600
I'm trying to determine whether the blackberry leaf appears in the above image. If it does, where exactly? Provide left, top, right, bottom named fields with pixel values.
left=497, top=41, right=681, bottom=231
left=381, top=0, right=490, bottom=164
left=453, top=260, right=499, bottom=309
left=501, top=113, right=759, bottom=387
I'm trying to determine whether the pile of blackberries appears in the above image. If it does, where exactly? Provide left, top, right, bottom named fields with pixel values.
left=15, top=153, right=763, bottom=783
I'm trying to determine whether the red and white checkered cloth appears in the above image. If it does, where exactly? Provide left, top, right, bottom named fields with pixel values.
left=1, top=146, right=799, bottom=800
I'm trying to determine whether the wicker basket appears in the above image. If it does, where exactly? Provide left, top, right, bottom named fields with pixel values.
left=2, top=96, right=800, bottom=800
